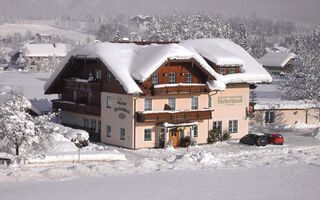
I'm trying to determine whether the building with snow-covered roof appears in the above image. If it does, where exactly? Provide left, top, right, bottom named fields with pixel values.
left=44, top=39, right=271, bottom=149
left=21, top=43, right=71, bottom=71
left=250, top=100, right=319, bottom=127
left=258, top=52, right=296, bottom=75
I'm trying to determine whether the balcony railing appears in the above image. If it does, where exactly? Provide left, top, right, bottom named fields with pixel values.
left=153, top=84, right=209, bottom=96
left=64, top=78, right=101, bottom=91
left=136, top=109, right=212, bottom=123
left=52, top=99, right=101, bottom=116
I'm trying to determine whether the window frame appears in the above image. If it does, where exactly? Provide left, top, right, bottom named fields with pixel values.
left=106, top=96, right=112, bottom=108
left=265, top=111, right=275, bottom=124
left=191, top=96, right=199, bottom=110
left=152, top=74, right=158, bottom=85
left=213, top=121, right=222, bottom=134
left=208, top=95, right=212, bottom=108
left=106, top=125, right=111, bottom=137
left=168, top=97, right=176, bottom=110
left=229, top=68, right=235, bottom=74
left=193, top=125, right=198, bottom=137
left=220, top=68, right=226, bottom=75
left=169, top=72, right=176, bottom=84
left=144, top=128, right=152, bottom=141
left=106, top=71, right=112, bottom=83
left=144, top=98, right=152, bottom=111
left=120, top=128, right=126, bottom=140
left=185, top=73, right=192, bottom=83
left=83, top=118, right=89, bottom=129
left=228, top=120, right=238, bottom=133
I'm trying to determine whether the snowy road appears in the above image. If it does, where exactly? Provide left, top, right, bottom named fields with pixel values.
left=1, top=165, right=320, bottom=200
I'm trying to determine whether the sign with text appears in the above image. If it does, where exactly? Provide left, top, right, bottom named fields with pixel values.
left=216, top=96, right=245, bottom=106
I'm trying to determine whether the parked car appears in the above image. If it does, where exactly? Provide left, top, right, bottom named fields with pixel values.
left=265, top=133, right=284, bottom=145
left=239, top=133, right=267, bottom=146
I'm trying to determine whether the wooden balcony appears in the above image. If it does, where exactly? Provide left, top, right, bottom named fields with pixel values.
left=52, top=99, right=101, bottom=116
left=136, top=109, right=212, bottom=123
left=153, top=84, right=209, bottom=96
left=64, top=78, right=101, bottom=91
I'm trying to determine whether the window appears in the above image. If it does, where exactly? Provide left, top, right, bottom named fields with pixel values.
left=220, top=68, right=226, bottom=75
left=120, top=128, right=125, bottom=140
left=144, top=98, right=152, bottom=111
left=144, top=129, right=152, bottom=141
left=191, top=96, right=198, bottom=110
left=106, top=125, right=111, bottom=137
left=228, top=120, right=238, bottom=133
left=98, top=120, right=101, bottom=133
left=168, top=98, right=176, bottom=110
left=229, top=68, right=235, bottom=74
left=106, top=71, right=112, bottom=83
left=193, top=125, right=198, bottom=137
left=152, top=74, right=158, bottom=85
left=90, top=119, right=96, bottom=130
left=72, top=90, right=77, bottom=102
left=83, top=118, right=89, bottom=128
left=106, top=96, right=112, bottom=108
left=169, top=72, right=176, bottom=84
left=88, top=91, right=92, bottom=104
left=265, top=111, right=275, bottom=124
left=186, top=73, right=192, bottom=83
left=213, top=121, right=222, bottom=134
left=208, top=95, right=212, bottom=108
left=95, top=69, right=101, bottom=79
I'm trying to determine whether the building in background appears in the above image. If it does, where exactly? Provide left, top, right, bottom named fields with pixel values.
left=258, top=52, right=296, bottom=75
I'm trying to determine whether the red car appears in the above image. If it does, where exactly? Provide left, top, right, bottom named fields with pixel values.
left=265, top=133, right=284, bottom=145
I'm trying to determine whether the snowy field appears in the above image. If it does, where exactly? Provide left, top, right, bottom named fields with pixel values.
left=1, top=128, right=320, bottom=200
left=0, top=23, right=95, bottom=43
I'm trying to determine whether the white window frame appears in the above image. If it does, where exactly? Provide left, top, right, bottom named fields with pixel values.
left=144, top=129, right=152, bottom=141
left=95, top=69, right=101, bottom=79
left=106, top=96, right=112, bottom=108
left=186, top=73, right=192, bottom=83
left=168, top=98, right=176, bottom=110
left=228, top=120, right=238, bottom=133
left=229, top=68, right=235, bottom=74
left=106, top=125, right=111, bottom=137
left=193, top=125, right=198, bottom=137
left=265, top=111, right=275, bottom=124
left=144, top=98, right=152, bottom=111
left=152, top=74, right=158, bottom=85
left=220, top=68, right=226, bottom=75
left=213, top=121, right=222, bottom=134
left=120, top=128, right=125, bottom=140
left=169, top=72, right=176, bottom=84
left=191, top=96, right=199, bottom=110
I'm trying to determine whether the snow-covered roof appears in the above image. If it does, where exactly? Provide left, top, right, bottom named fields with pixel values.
left=182, top=39, right=272, bottom=84
left=258, top=52, right=296, bottom=68
left=45, top=39, right=271, bottom=94
left=255, top=100, right=317, bottom=110
left=23, top=43, right=70, bottom=57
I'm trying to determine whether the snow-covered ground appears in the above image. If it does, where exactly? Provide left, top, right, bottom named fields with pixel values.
left=1, top=129, right=320, bottom=199
left=0, top=71, right=56, bottom=100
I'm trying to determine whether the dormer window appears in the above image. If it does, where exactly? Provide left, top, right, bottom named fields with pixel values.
left=169, top=72, right=176, bottom=84
left=152, top=74, right=158, bottom=85
left=220, top=68, right=226, bottom=75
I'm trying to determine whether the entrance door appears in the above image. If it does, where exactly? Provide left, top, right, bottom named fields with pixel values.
left=169, top=128, right=180, bottom=147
